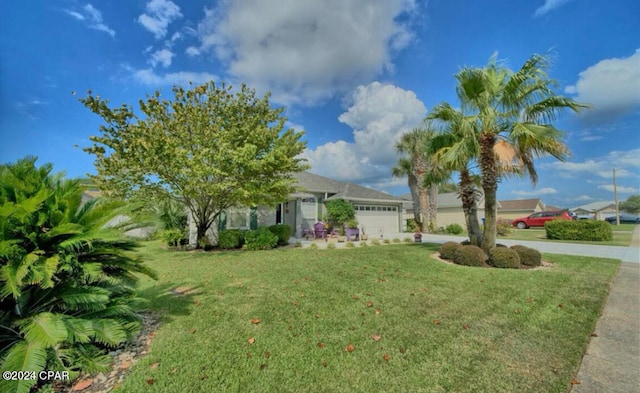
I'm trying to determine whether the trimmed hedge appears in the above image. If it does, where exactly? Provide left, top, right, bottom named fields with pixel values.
left=244, top=227, right=279, bottom=250
left=453, top=245, right=486, bottom=267
left=510, top=245, right=542, bottom=267
left=439, top=241, right=461, bottom=260
left=488, top=247, right=521, bottom=269
left=545, top=220, right=613, bottom=241
left=268, top=224, right=292, bottom=246
left=218, top=229, right=245, bottom=249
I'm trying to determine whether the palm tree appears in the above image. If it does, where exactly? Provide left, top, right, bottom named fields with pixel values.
left=392, top=127, right=444, bottom=232
left=428, top=103, right=484, bottom=246
left=454, top=53, right=587, bottom=252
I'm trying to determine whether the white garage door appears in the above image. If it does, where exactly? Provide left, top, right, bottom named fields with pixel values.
left=354, top=204, right=399, bottom=237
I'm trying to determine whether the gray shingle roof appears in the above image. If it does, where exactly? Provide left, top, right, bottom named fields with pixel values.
left=291, top=172, right=404, bottom=203
left=498, top=198, right=543, bottom=211
left=571, top=201, right=616, bottom=212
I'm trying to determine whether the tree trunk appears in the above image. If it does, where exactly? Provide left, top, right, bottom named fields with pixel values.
left=408, top=174, right=423, bottom=231
left=480, top=133, right=498, bottom=253
left=427, top=184, right=438, bottom=231
left=419, top=188, right=428, bottom=232
left=459, top=169, right=482, bottom=247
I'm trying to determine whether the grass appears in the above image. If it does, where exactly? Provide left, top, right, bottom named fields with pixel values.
left=503, top=228, right=633, bottom=246
left=116, top=241, right=619, bottom=393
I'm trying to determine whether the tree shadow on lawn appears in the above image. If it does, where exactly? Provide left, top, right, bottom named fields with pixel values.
left=137, top=283, right=202, bottom=324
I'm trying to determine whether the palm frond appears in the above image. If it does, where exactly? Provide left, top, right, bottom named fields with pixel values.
left=0, top=340, right=47, bottom=393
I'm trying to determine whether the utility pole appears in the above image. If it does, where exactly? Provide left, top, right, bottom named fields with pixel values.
left=613, top=169, right=620, bottom=225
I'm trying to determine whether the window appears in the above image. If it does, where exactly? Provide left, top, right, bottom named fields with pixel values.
left=227, top=209, right=249, bottom=229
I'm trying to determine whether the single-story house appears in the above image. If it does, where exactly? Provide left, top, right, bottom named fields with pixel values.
left=188, top=171, right=406, bottom=245
left=570, top=201, right=617, bottom=220
left=435, top=192, right=494, bottom=228
left=496, top=198, right=546, bottom=220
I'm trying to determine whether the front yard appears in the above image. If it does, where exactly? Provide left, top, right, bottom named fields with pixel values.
left=503, top=226, right=634, bottom=246
left=116, top=242, right=618, bottom=392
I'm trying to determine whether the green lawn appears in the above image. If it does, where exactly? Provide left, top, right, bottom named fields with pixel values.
left=116, top=242, right=619, bottom=393
left=502, top=227, right=633, bottom=246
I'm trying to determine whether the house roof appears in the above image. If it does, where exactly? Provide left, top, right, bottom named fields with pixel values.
left=291, top=172, right=404, bottom=204
left=571, top=201, right=616, bottom=213
left=498, top=198, right=543, bottom=212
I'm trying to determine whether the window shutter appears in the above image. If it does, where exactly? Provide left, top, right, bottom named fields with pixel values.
left=250, top=207, right=258, bottom=230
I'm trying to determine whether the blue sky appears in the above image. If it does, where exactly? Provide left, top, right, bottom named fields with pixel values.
left=1, top=0, right=639, bottom=208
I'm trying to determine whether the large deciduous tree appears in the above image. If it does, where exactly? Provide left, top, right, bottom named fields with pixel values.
left=80, top=81, right=308, bottom=246
left=619, top=195, right=640, bottom=214
left=452, top=53, right=586, bottom=252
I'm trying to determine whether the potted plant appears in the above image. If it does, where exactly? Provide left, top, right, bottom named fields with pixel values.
left=345, top=219, right=359, bottom=241
left=337, top=227, right=346, bottom=242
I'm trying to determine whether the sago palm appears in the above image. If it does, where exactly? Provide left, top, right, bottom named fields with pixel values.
left=0, top=157, right=156, bottom=393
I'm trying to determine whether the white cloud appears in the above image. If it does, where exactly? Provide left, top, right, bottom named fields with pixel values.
left=138, top=0, right=182, bottom=39
left=64, top=4, right=115, bottom=38
left=533, top=0, right=574, bottom=17
left=598, top=185, right=638, bottom=194
left=192, top=0, right=420, bottom=106
left=541, top=149, right=640, bottom=178
left=575, top=195, right=593, bottom=201
left=302, top=82, right=426, bottom=183
left=149, top=49, right=174, bottom=68
left=132, top=69, right=217, bottom=86
left=185, top=46, right=201, bottom=57
left=565, top=49, right=640, bottom=121
left=511, top=188, right=558, bottom=197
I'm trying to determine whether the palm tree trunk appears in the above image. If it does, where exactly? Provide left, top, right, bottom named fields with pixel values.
left=459, top=169, right=482, bottom=246
left=480, top=133, right=498, bottom=253
left=419, top=188, right=428, bottom=232
left=408, top=174, right=423, bottom=231
left=427, top=184, right=438, bottom=231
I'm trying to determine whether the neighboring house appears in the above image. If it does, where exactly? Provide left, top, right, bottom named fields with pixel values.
left=571, top=201, right=617, bottom=220
left=497, top=198, right=546, bottom=220
left=188, top=171, right=406, bottom=245
left=434, top=192, right=494, bottom=228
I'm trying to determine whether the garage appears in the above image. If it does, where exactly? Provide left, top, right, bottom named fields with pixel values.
left=354, top=204, right=400, bottom=236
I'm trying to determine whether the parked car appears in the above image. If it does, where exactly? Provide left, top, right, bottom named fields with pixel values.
left=511, top=210, right=573, bottom=229
left=605, top=214, right=640, bottom=224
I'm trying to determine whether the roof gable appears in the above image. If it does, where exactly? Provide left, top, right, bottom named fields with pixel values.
left=291, top=172, right=403, bottom=203
left=498, top=198, right=543, bottom=211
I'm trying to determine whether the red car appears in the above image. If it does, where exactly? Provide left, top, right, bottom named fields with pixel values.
left=511, top=210, right=573, bottom=229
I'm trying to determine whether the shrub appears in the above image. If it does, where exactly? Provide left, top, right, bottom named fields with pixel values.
left=496, top=218, right=513, bottom=236
left=294, top=241, right=302, bottom=248
left=439, top=242, right=461, bottom=260
left=392, top=238, right=401, bottom=243
left=510, top=245, right=542, bottom=267
left=370, top=238, right=381, bottom=245
left=383, top=239, right=391, bottom=244
left=359, top=241, right=368, bottom=247
left=403, top=237, right=412, bottom=243
left=488, top=247, right=521, bottom=269
left=406, top=218, right=420, bottom=232
left=545, top=220, right=612, bottom=241
left=309, top=243, right=318, bottom=249
left=445, top=223, right=464, bottom=235
left=345, top=241, right=355, bottom=248
left=163, top=228, right=186, bottom=247
left=496, top=243, right=507, bottom=248
left=453, top=245, right=486, bottom=267
left=0, top=157, right=156, bottom=393
left=327, top=242, right=336, bottom=249
left=218, top=229, right=244, bottom=249
left=243, top=227, right=279, bottom=250
left=268, top=224, right=292, bottom=246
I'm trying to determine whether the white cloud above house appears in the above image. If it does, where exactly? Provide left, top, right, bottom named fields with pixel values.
left=511, top=187, right=558, bottom=197
left=541, top=149, right=640, bottom=179
left=565, top=49, right=640, bottom=122
left=597, top=184, right=638, bottom=194
left=189, top=0, right=420, bottom=106
left=533, top=0, right=575, bottom=17
left=137, top=0, right=182, bottom=39
left=302, top=81, right=426, bottom=182
left=64, top=4, right=115, bottom=38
